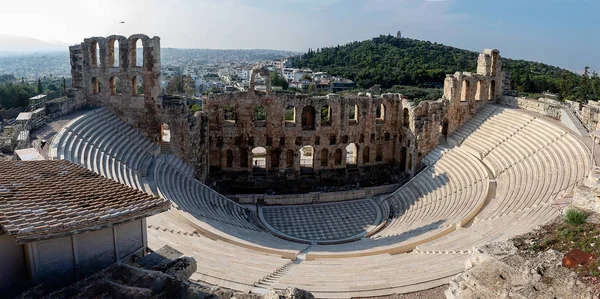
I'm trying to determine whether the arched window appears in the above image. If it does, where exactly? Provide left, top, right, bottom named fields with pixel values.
left=376, top=104, right=385, bottom=121
left=476, top=80, right=485, bottom=101
left=108, top=39, right=119, bottom=68
left=223, top=105, right=236, bottom=124
left=346, top=143, right=357, bottom=167
left=376, top=144, right=383, bottom=162
left=285, top=105, right=295, bottom=126
left=348, top=104, right=358, bottom=124
left=321, top=105, right=331, bottom=126
left=363, top=146, right=370, bottom=164
left=109, top=76, right=121, bottom=95
left=301, top=106, right=315, bottom=130
left=270, top=149, right=280, bottom=169
left=299, top=145, right=314, bottom=173
left=132, top=76, right=144, bottom=96
left=320, top=148, right=328, bottom=167
left=240, top=149, right=249, bottom=168
left=334, top=148, right=342, bottom=165
left=91, top=41, right=100, bottom=68
left=210, top=149, right=221, bottom=171
left=286, top=149, right=294, bottom=168
left=131, top=38, right=144, bottom=67
left=400, top=147, right=407, bottom=171
left=255, top=105, right=266, bottom=127
left=461, top=80, right=470, bottom=101
left=226, top=150, right=233, bottom=168
left=91, top=77, right=99, bottom=94
left=402, top=108, right=409, bottom=128
left=490, top=80, right=496, bottom=100
left=491, top=51, right=499, bottom=76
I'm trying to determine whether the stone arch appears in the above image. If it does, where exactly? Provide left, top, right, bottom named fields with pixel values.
left=210, top=149, right=221, bottom=171
left=109, top=76, right=121, bottom=95
left=249, top=65, right=271, bottom=92
left=128, top=34, right=149, bottom=68
left=286, top=149, right=294, bottom=168
left=348, top=104, right=358, bottom=124
left=252, top=147, right=267, bottom=174
left=363, top=146, right=370, bottom=164
left=91, top=77, right=99, bottom=94
left=106, top=36, right=125, bottom=68
left=334, top=148, right=343, bottom=166
left=226, top=149, right=233, bottom=168
left=299, top=145, right=314, bottom=173
left=255, top=105, right=266, bottom=127
left=321, top=105, right=331, bottom=126
left=223, top=105, right=236, bottom=123
left=402, top=108, right=409, bottom=128
left=346, top=143, right=358, bottom=167
left=301, top=106, right=316, bottom=130
left=476, top=80, right=485, bottom=101
left=376, top=104, right=386, bottom=121
left=320, top=148, right=329, bottom=167
left=131, top=76, right=144, bottom=96
left=285, top=105, right=296, bottom=125
left=90, top=40, right=101, bottom=68
left=461, top=79, right=470, bottom=101
left=376, top=144, right=383, bottom=162
left=491, top=51, right=499, bottom=76
left=240, top=148, right=249, bottom=168
left=271, top=149, right=281, bottom=169
left=400, top=146, right=407, bottom=171
left=490, top=80, right=496, bottom=100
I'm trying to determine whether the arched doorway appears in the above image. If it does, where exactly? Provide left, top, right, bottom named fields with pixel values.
left=346, top=143, right=358, bottom=168
left=363, top=146, right=370, bottom=164
left=400, top=147, right=407, bottom=171
left=299, top=145, right=314, bottom=173
left=252, top=147, right=267, bottom=174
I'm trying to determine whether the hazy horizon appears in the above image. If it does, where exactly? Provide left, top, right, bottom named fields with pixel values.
left=1, top=0, right=598, bottom=73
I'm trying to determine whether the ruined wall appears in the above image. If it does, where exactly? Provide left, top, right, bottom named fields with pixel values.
left=205, top=88, right=406, bottom=192
left=499, top=96, right=563, bottom=119
left=565, top=100, right=600, bottom=131
left=68, top=39, right=507, bottom=192
left=161, top=96, right=210, bottom=182
left=70, top=34, right=163, bottom=141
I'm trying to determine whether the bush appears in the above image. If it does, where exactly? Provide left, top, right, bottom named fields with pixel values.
left=564, top=208, right=586, bottom=225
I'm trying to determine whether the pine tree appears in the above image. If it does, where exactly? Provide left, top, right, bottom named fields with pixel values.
left=37, top=78, right=43, bottom=94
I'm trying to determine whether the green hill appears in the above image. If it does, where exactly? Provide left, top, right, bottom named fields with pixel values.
left=293, top=35, right=596, bottom=101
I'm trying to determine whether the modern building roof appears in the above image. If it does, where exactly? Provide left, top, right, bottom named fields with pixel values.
left=0, top=160, right=170, bottom=243
left=14, top=148, right=45, bottom=161
left=15, top=112, right=33, bottom=121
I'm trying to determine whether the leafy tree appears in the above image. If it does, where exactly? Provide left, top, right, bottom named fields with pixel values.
left=301, top=74, right=313, bottom=81
left=292, top=34, right=588, bottom=100
left=37, top=78, right=43, bottom=94
left=271, top=71, right=289, bottom=90
left=0, top=82, right=36, bottom=109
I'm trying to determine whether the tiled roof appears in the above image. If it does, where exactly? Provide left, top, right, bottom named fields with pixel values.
left=0, top=160, right=169, bottom=243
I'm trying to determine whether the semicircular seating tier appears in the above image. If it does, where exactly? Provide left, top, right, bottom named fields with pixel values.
left=49, top=104, right=592, bottom=298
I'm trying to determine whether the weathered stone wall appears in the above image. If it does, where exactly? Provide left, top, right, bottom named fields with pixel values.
left=68, top=38, right=507, bottom=191
left=161, top=97, right=210, bottom=182
left=565, top=100, right=600, bottom=131
left=499, top=96, right=562, bottom=119
left=70, top=34, right=163, bottom=142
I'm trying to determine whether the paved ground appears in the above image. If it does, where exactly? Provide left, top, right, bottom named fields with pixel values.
left=261, top=199, right=380, bottom=241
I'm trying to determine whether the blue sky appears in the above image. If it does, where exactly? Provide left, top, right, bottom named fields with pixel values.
left=0, top=0, right=598, bottom=72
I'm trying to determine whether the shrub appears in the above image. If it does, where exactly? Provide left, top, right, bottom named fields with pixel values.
left=564, top=208, right=586, bottom=225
